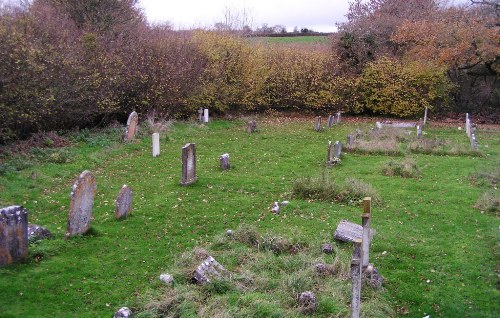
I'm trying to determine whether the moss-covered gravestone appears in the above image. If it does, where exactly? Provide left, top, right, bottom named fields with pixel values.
left=66, top=170, right=96, bottom=238
left=0, top=206, right=28, bottom=266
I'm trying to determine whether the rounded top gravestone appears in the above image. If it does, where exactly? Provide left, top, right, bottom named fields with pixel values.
left=123, top=111, right=138, bottom=142
left=115, top=185, right=132, bottom=220
left=66, top=170, right=96, bottom=238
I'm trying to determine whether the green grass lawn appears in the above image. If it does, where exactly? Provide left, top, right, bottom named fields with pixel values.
left=0, top=118, right=498, bottom=317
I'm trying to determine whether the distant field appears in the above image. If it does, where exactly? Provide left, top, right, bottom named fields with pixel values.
left=250, top=35, right=329, bottom=44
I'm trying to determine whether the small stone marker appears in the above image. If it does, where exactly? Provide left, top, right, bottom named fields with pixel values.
left=0, top=206, right=28, bottom=267
left=246, top=120, right=257, bottom=133
left=192, top=256, right=227, bottom=284
left=351, top=239, right=362, bottom=318
left=334, top=141, right=342, bottom=158
left=198, top=108, right=203, bottom=122
left=220, top=153, right=230, bottom=170
left=115, top=185, right=132, bottom=220
left=314, top=116, right=322, bottom=131
left=159, top=273, right=174, bottom=286
left=423, top=107, right=428, bottom=125
left=180, top=143, right=197, bottom=186
left=336, top=112, right=342, bottom=124
left=327, top=115, right=335, bottom=127
left=322, top=243, right=333, bottom=254
left=327, top=141, right=333, bottom=163
left=203, top=108, right=209, bottom=123
left=417, top=125, right=423, bottom=139
left=375, top=122, right=383, bottom=129
left=66, top=170, right=96, bottom=238
left=347, top=134, right=354, bottom=147
left=114, top=307, right=132, bottom=318
left=334, top=220, right=375, bottom=243
left=28, top=224, right=52, bottom=242
left=152, top=133, right=160, bottom=157
left=470, top=129, right=478, bottom=150
left=123, top=111, right=138, bottom=142
left=298, top=291, right=317, bottom=315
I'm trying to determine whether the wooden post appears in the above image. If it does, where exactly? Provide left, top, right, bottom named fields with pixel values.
left=203, top=109, right=209, bottom=123
left=361, top=197, right=372, bottom=269
left=423, top=107, right=428, bottom=126
left=417, top=125, right=422, bottom=140
left=327, top=141, right=333, bottom=163
left=351, top=239, right=362, bottom=318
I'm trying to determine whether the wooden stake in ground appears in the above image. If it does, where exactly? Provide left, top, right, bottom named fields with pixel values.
left=351, top=239, right=362, bottom=318
left=362, top=197, right=372, bottom=269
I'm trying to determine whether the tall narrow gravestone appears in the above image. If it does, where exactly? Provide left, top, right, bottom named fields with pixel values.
left=123, top=111, right=138, bottom=142
left=0, top=206, right=28, bottom=267
left=115, top=185, right=132, bottom=220
left=314, top=117, right=322, bottom=131
left=334, top=141, right=342, bottom=158
left=417, top=125, right=423, bottom=139
left=336, top=112, right=342, bottom=124
left=423, top=107, right=428, bottom=126
left=220, top=153, right=230, bottom=170
left=465, top=113, right=471, bottom=137
left=327, top=141, right=333, bottom=163
left=203, top=109, right=209, bottom=123
left=328, top=115, right=335, bottom=127
left=198, top=108, right=203, bottom=123
left=181, top=143, right=197, bottom=185
left=66, top=170, right=96, bottom=238
left=346, top=134, right=354, bottom=147
left=246, top=120, right=257, bottom=133
left=152, top=133, right=160, bottom=157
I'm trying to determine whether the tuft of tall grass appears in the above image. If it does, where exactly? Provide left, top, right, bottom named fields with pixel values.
left=382, top=157, right=421, bottom=178
left=474, top=190, right=500, bottom=215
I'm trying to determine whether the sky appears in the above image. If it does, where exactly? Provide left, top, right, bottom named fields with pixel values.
left=138, top=0, right=351, bottom=32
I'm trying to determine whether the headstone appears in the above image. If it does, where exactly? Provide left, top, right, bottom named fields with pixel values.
left=355, top=129, right=362, bottom=137
left=271, top=202, right=280, bottom=214
left=334, top=220, right=375, bottom=243
left=327, top=141, right=333, bottom=163
left=123, top=111, right=138, bottom=142
left=220, top=153, right=230, bottom=170
left=152, top=133, right=160, bottom=157
left=470, top=130, right=478, bottom=150
left=322, top=243, right=333, bottom=254
left=298, top=291, right=317, bottom=315
left=246, top=120, right=257, bottom=133
left=203, top=108, right=209, bottom=123
left=28, top=224, right=52, bottom=242
left=0, top=206, right=28, bottom=266
left=375, top=122, right=383, bottom=129
left=465, top=113, right=471, bottom=137
left=314, top=117, right=322, bottom=131
left=159, top=273, right=174, bottom=285
left=336, top=112, right=341, bottom=124
left=180, top=143, right=197, bottom=186
left=327, top=115, right=335, bottom=127
left=417, top=125, right=423, bottom=139
left=114, top=307, right=132, bottom=318
left=334, top=141, right=342, bottom=158
left=347, top=134, right=354, bottom=147
left=66, top=170, right=96, bottom=238
left=423, top=107, right=428, bottom=125
left=198, top=108, right=203, bottom=122
left=192, top=256, right=227, bottom=284
left=115, top=185, right=132, bottom=220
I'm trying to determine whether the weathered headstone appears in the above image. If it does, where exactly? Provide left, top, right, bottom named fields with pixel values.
left=327, top=115, right=335, bottom=127
left=203, top=108, right=209, bottom=123
left=423, top=107, right=428, bottom=126
left=351, top=239, right=362, bottom=318
left=220, top=153, right=230, bottom=170
left=314, top=117, right=322, bottom=131
left=180, top=143, right=197, bottom=186
left=334, top=141, right=342, bottom=158
left=123, top=111, right=138, bottom=142
left=336, top=112, right=342, bottom=124
left=322, top=243, right=333, bottom=254
left=159, top=273, right=174, bottom=286
left=28, top=224, right=52, bottom=242
left=470, top=129, right=478, bottom=150
left=115, top=185, right=132, bottom=220
left=347, top=134, right=354, bottom=147
left=465, top=113, right=471, bottom=137
left=334, top=220, right=375, bottom=243
left=246, top=120, right=257, bottom=133
left=66, top=170, right=96, bottom=238
left=198, top=108, right=203, bottom=123
left=375, top=122, right=383, bottom=129
left=0, top=206, right=28, bottom=267
left=192, top=256, right=227, bottom=284
left=417, top=125, right=423, bottom=139
left=327, top=141, right=333, bottom=163
left=152, top=133, right=160, bottom=157
left=114, top=307, right=132, bottom=318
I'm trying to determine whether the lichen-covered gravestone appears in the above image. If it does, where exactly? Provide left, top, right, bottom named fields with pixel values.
left=66, top=170, right=96, bottom=238
left=123, top=111, right=138, bottom=142
left=314, top=117, right=322, bottom=131
left=220, top=153, right=230, bottom=170
left=246, top=120, right=257, bottom=133
left=115, top=185, right=132, bottom=220
left=180, top=143, right=197, bottom=185
left=0, top=206, right=28, bottom=266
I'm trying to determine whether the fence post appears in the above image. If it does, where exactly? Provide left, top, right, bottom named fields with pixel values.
left=362, top=197, right=372, bottom=269
left=351, top=239, right=362, bottom=318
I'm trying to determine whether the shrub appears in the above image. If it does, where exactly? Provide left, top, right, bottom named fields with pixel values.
left=382, top=157, right=421, bottom=178
left=474, top=190, right=500, bottom=214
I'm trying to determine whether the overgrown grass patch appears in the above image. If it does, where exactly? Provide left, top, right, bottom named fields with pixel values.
left=382, top=157, right=421, bottom=178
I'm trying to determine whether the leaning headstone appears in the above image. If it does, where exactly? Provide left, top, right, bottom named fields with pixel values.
left=327, top=115, right=335, bottom=127
left=114, top=307, right=132, bottom=318
left=417, top=125, right=423, bottom=139
left=180, top=143, right=197, bottom=186
left=115, top=185, right=132, bottom=220
left=152, top=133, right=160, bottom=157
left=66, top=170, right=96, bottom=238
left=123, top=111, right=138, bottom=142
left=192, top=256, right=227, bottom=284
left=314, top=116, right=322, bottom=131
left=298, top=291, right=317, bottom=315
left=246, top=120, right=257, bottom=133
left=346, top=134, right=354, bottom=147
left=0, top=206, right=28, bottom=267
left=220, top=153, right=230, bottom=170
left=334, top=141, right=342, bottom=158
left=203, top=108, right=209, bottom=123
left=336, top=112, right=342, bottom=124
left=322, top=243, right=333, bottom=254
left=27, top=224, right=52, bottom=242
left=334, top=220, right=375, bottom=243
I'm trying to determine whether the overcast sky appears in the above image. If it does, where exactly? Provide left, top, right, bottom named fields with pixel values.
left=138, top=0, right=351, bottom=32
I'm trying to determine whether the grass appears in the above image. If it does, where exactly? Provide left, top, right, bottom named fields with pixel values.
left=0, top=117, right=499, bottom=317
